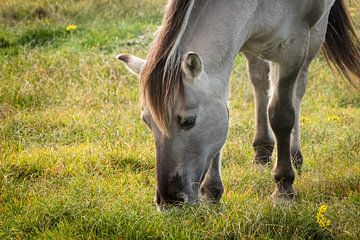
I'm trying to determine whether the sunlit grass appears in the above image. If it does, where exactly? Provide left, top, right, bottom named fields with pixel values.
left=0, top=0, right=359, bottom=239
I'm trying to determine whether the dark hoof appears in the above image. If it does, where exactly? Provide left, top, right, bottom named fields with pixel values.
left=253, top=145, right=273, bottom=165
left=291, top=150, right=303, bottom=175
left=200, top=185, right=224, bottom=203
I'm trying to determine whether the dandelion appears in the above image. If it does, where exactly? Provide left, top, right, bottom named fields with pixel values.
left=66, top=24, right=77, bottom=32
left=316, top=204, right=332, bottom=228
left=301, top=116, right=311, bottom=124
left=327, top=115, right=341, bottom=123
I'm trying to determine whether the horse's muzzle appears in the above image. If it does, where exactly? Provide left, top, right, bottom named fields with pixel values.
left=155, top=189, right=196, bottom=211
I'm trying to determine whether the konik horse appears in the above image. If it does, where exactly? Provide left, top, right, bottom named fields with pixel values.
left=118, top=0, right=360, bottom=209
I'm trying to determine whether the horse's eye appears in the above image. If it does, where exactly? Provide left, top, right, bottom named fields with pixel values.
left=177, top=116, right=197, bottom=130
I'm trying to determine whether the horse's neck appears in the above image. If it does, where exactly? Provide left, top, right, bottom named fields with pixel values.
left=179, top=0, right=333, bottom=101
left=180, top=1, right=258, bottom=100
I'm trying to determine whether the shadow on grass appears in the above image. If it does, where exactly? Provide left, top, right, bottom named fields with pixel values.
left=17, top=27, right=68, bottom=48
left=1, top=163, right=46, bottom=181
left=109, top=156, right=154, bottom=173
left=337, top=94, right=360, bottom=108
left=0, top=25, right=72, bottom=56
left=0, top=36, right=12, bottom=48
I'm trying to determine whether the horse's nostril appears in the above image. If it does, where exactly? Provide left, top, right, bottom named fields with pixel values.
left=155, top=191, right=189, bottom=211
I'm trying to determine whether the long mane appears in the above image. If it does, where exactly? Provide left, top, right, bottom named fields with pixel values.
left=140, top=0, right=195, bottom=135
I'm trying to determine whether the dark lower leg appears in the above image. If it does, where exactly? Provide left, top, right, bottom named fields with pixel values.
left=269, top=96, right=296, bottom=199
left=246, top=54, right=274, bottom=165
left=274, top=137, right=296, bottom=199
left=252, top=92, right=274, bottom=165
left=200, top=153, right=224, bottom=203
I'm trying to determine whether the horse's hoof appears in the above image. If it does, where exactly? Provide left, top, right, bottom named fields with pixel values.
left=291, top=150, right=303, bottom=175
left=271, top=186, right=297, bottom=202
left=253, top=145, right=273, bottom=166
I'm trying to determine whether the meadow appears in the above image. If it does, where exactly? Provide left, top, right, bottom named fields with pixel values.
left=0, top=0, right=360, bottom=239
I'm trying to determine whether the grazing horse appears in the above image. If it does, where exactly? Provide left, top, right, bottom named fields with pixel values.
left=118, top=0, right=360, bottom=209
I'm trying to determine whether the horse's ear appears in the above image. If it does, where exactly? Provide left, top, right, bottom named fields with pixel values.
left=116, top=54, right=146, bottom=75
left=182, top=52, right=203, bottom=82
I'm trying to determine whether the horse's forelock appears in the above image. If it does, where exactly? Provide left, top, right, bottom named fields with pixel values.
left=140, top=0, right=195, bottom=135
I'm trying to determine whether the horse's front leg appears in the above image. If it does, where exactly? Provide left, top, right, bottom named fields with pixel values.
left=200, top=153, right=224, bottom=203
left=291, top=69, right=307, bottom=174
left=268, top=29, right=310, bottom=200
left=245, top=53, right=274, bottom=165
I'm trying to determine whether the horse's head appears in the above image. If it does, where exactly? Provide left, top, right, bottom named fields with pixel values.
left=118, top=52, right=229, bottom=209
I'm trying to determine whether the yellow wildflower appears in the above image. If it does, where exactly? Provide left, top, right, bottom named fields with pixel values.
left=327, top=115, right=341, bottom=123
left=66, top=24, right=77, bottom=32
left=316, top=204, right=332, bottom=228
left=300, top=116, right=311, bottom=124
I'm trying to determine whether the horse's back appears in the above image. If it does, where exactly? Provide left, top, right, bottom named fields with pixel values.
left=242, top=0, right=335, bottom=59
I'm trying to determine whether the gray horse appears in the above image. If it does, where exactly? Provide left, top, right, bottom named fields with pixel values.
left=118, top=0, right=360, bottom=209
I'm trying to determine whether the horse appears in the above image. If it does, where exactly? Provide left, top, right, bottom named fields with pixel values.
left=117, top=0, right=360, bottom=209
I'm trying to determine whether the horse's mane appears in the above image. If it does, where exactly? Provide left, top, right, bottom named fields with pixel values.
left=140, top=0, right=195, bottom=135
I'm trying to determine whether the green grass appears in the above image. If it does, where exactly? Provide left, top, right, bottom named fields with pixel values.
left=1, top=0, right=360, bottom=239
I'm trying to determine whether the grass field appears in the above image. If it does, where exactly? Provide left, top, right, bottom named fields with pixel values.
left=1, top=0, right=360, bottom=239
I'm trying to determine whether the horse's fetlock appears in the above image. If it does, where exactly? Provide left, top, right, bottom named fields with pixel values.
left=253, top=144, right=273, bottom=165
left=274, top=170, right=295, bottom=185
